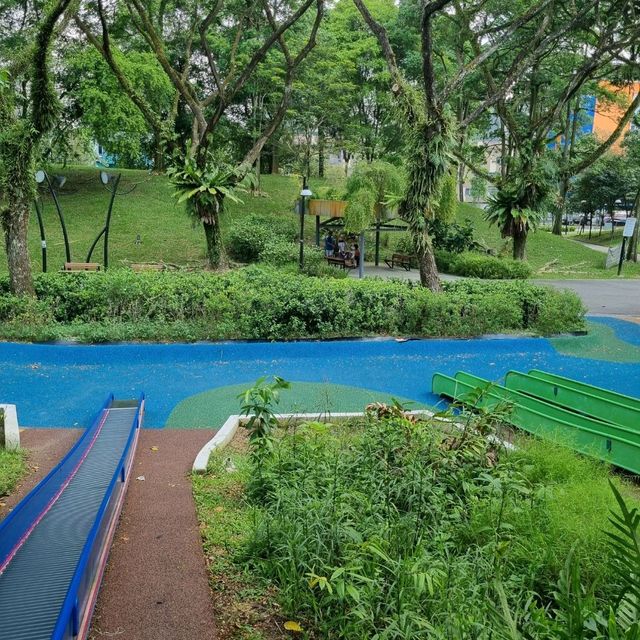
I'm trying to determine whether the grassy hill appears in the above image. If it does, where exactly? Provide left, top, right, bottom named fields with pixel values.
left=456, top=203, right=640, bottom=279
left=1, top=166, right=636, bottom=279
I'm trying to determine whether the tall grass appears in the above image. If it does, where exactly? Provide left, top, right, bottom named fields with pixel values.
left=235, top=404, right=639, bottom=638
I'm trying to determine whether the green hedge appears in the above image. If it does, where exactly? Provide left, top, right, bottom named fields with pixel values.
left=0, top=267, right=584, bottom=341
left=436, top=250, right=532, bottom=279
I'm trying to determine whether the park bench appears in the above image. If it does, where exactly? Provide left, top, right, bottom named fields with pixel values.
left=384, top=253, right=413, bottom=271
left=62, top=262, right=101, bottom=272
left=326, top=256, right=355, bottom=270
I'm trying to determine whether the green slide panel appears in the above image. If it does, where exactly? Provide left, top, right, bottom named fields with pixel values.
left=527, top=370, right=640, bottom=412
left=432, top=372, right=640, bottom=475
left=452, top=372, right=640, bottom=448
left=504, top=371, right=639, bottom=432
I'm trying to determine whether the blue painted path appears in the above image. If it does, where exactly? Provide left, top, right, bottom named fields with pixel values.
left=1, top=317, right=638, bottom=428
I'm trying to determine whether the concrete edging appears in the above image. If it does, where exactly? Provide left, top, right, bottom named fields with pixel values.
left=0, top=404, right=20, bottom=450
left=192, top=410, right=435, bottom=473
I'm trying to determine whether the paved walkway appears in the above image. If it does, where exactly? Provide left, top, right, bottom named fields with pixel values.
left=89, top=430, right=217, bottom=640
left=572, top=240, right=609, bottom=254
left=349, top=264, right=640, bottom=317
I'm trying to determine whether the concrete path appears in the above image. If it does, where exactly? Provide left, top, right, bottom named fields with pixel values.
left=532, top=279, right=640, bottom=317
left=349, top=264, right=640, bottom=316
left=572, top=240, right=609, bottom=254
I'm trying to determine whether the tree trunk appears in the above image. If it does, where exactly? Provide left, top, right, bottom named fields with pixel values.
left=553, top=174, right=569, bottom=235
left=271, top=139, right=279, bottom=174
left=457, top=162, right=465, bottom=202
left=202, top=219, right=225, bottom=269
left=513, top=229, right=527, bottom=260
left=255, top=152, right=261, bottom=191
left=2, top=200, right=35, bottom=295
left=318, top=125, right=325, bottom=178
left=415, top=230, right=441, bottom=292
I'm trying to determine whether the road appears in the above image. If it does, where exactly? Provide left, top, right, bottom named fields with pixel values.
left=349, top=265, right=640, bottom=317
left=533, top=279, right=640, bottom=317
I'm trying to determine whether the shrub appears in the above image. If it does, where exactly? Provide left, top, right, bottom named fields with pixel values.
left=258, top=238, right=299, bottom=267
left=0, top=268, right=583, bottom=341
left=445, top=252, right=532, bottom=279
left=226, top=214, right=296, bottom=263
left=235, top=409, right=637, bottom=638
left=428, top=217, right=476, bottom=253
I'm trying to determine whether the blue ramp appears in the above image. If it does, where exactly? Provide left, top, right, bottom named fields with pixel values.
left=0, top=394, right=144, bottom=640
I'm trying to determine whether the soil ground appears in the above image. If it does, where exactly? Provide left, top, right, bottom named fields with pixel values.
left=89, top=429, right=218, bottom=640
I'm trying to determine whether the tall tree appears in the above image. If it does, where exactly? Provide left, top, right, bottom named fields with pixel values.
left=0, top=0, right=75, bottom=294
left=77, top=0, right=324, bottom=268
left=352, top=0, right=564, bottom=286
left=452, top=0, right=640, bottom=258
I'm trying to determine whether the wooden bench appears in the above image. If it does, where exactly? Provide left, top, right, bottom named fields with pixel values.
left=63, top=262, right=101, bottom=271
left=326, top=256, right=355, bottom=270
left=384, top=253, right=413, bottom=271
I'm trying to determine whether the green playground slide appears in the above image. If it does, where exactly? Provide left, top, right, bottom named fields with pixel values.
left=504, top=371, right=639, bottom=431
left=527, top=370, right=640, bottom=412
left=432, top=371, right=640, bottom=475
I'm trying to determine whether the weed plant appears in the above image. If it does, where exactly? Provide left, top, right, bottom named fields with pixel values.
left=0, top=448, right=27, bottom=497
left=236, top=402, right=639, bottom=638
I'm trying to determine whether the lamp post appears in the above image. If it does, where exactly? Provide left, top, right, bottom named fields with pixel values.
left=299, top=177, right=312, bottom=269
left=614, top=199, right=622, bottom=239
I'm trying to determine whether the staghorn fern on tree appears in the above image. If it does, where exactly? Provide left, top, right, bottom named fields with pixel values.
left=485, top=151, right=556, bottom=261
left=168, top=147, right=256, bottom=269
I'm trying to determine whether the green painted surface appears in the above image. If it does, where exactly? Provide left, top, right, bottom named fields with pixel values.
left=432, top=371, right=640, bottom=475
left=166, top=382, right=427, bottom=429
left=550, top=321, right=640, bottom=363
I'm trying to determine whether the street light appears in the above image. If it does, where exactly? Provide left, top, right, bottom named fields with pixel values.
left=299, top=177, right=312, bottom=269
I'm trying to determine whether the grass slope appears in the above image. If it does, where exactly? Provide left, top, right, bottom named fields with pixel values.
left=1, top=166, right=635, bottom=279
left=456, top=203, right=640, bottom=279
left=0, top=167, right=299, bottom=273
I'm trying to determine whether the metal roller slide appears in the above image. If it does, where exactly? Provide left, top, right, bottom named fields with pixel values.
left=504, top=370, right=639, bottom=431
left=0, top=394, right=144, bottom=640
left=431, top=371, right=640, bottom=475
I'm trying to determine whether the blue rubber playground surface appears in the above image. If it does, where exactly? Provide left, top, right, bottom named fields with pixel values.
left=1, top=316, right=639, bottom=429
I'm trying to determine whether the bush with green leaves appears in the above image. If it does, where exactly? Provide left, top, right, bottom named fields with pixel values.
left=448, top=252, right=533, bottom=279
left=0, top=267, right=583, bottom=341
left=226, top=214, right=297, bottom=263
left=236, top=405, right=639, bottom=639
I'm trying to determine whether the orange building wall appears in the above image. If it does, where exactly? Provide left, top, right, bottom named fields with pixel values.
left=593, top=81, right=640, bottom=152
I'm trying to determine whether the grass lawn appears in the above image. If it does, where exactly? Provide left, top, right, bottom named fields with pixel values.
left=0, top=449, right=27, bottom=498
left=456, top=203, right=640, bottom=279
left=1, top=165, right=637, bottom=279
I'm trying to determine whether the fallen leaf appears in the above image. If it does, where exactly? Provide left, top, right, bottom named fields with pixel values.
left=150, top=446, right=159, bottom=452
left=0, top=502, right=6, bottom=508
left=284, top=621, right=303, bottom=632
left=214, top=506, right=224, bottom=513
